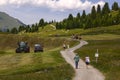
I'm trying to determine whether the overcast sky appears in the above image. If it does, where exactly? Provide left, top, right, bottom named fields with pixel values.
left=0, top=0, right=119, bottom=24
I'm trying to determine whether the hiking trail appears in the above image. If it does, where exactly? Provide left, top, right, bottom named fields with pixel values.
left=60, top=40, right=105, bottom=80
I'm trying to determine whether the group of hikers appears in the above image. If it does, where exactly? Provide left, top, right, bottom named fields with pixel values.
left=63, top=34, right=90, bottom=69
left=71, top=34, right=82, bottom=40
left=74, top=54, right=90, bottom=69
left=63, top=43, right=90, bottom=69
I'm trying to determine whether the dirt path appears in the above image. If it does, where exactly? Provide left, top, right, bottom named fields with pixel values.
left=60, top=40, right=105, bottom=80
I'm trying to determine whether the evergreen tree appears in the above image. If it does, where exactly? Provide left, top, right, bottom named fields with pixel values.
left=34, top=23, right=39, bottom=32
left=96, top=5, right=102, bottom=27
left=39, top=18, right=45, bottom=29
left=31, top=24, right=35, bottom=32
left=18, top=26, right=25, bottom=32
left=97, top=4, right=101, bottom=14
left=11, top=27, right=18, bottom=34
left=81, top=10, right=86, bottom=18
left=91, top=6, right=97, bottom=19
left=84, top=17, right=92, bottom=29
left=56, top=22, right=62, bottom=29
left=117, top=9, right=120, bottom=24
left=25, top=25, right=31, bottom=32
left=81, top=10, right=87, bottom=28
left=68, top=14, right=74, bottom=20
left=76, top=13, right=81, bottom=19
left=66, top=20, right=74, bottom=29
left=113, top=9, right=120, bottom=25
left=112, top=2, right=119, bottom=11
left=102, top=2, right=110, bottom=15
left=76, top=13, right=81, bottom=28
left=56, top=22, right=59, bottom=29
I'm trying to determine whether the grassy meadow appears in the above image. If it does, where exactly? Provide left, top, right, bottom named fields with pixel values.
left=75, top=36, right=120, bottom=80
left=0, top=50, right=74, bottom=80
left=0, top=24, right=120, bottom=80
left=0, top=33, right=77, bottom=80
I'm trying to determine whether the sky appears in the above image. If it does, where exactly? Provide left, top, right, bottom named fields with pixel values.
left=0, top=0, right=119, bottom=24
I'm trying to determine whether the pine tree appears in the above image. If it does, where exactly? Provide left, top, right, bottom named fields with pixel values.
left=81, top=10, right=86, bottom=18
left=76, top=13, right=81, bottom=19
left=118, top=9, right=120, bottom=24
left=18, top=26, right=25, bottom=32
left=112, top=2, right=119, bottom=11
left=81, top=10, right=86, bottom=28
left=102, top=2, right=110, bottom=15
left=68, top=14, right=74, bottom=20
left=25, top=25, right=31, bottom=32
left=56, top=22, right=62, bottom=29
left=11, top=27, right=18, bottom=34
left=34, top=23, right=39, bottom=32
left=31, top=24, right=35, bottom=32
left=76, top=13, right=81, bottom=28
left=97, top=4, right=101, bottom=14
left=84, top=17, right=92, bottom=29
left=91, top=6, right=97, bottom=19
left=114, top=9, right=120, bottom=24
left=39, top=18, right=45, bottom=29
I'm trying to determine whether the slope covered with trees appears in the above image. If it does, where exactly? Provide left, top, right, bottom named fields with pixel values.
left=9, top=2, right=120, bottom=34
left=9, top=18, right=54, bottom=34
left=56, top=2, right=120, bottom=30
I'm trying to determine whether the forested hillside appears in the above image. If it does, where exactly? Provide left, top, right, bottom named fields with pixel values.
left=7, top=2, right=120, bottom=34
left=56, top=2, right=120, bottom=29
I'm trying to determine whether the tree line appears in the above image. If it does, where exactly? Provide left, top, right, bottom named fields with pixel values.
left=56, top=2, right=120, bottom=29
left=8, top=19, right=55, bottom=34
left=4, top=2, right=120, bottom=34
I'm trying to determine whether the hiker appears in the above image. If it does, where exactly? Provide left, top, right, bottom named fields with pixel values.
left=71, top=34, right=75, bottom=39
left=63, top=41, right=67, bottom=49
left=67, top=44, right=69, bottom=49
left=66, top=42, right=70, bottom=49
left=79, top=35, right=82, bottom=40
left=85, top=56, right=90, bottom=69
left=74, top=54, right=80, bottom=69
left=63, top=43, right=66, bottom=49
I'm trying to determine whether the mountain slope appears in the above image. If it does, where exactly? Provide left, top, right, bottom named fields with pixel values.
left=0, top=12, right=25, bottom=30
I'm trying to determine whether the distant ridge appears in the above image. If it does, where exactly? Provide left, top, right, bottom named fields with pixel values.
left=0, top=12, right=25, bottom=31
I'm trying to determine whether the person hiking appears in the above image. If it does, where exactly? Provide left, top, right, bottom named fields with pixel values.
left=63, top=41, right=67, bottom=49
left=63, top=43, right=66, bottom=49
left=74, top=54, right=80, bottom=69
left=85, top=56, right=90, bottom=69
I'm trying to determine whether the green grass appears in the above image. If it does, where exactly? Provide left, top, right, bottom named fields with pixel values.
left=0, top=23, right=120, bottom=80
left=0, top=34, right=77, bottom=80
left=19, top=24, right=120, bottom=37
left=0, top=34, right=74, bottom=50
left=0, top=64, right=74, bottom=80
left=75, top=39, right=120, bottom=80
left=83, top=34, right=120, bottom=40
left=0, top=49, right=74, bottom=80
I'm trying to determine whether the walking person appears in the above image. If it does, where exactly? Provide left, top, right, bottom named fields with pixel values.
left=74, top=54, right=80, bottom=69
left=63, top=43, right=66, bottom=49
left=85, top=56, right=90, bottom=69
left=66, top=42, right=70, bottom=49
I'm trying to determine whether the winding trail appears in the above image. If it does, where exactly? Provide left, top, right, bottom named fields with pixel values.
left=60, top=40, right=105, bottom=80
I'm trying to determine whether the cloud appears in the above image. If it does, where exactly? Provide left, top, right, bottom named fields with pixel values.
left=0, top=0, right=8, bottom=5
left=0, top=0, right=105, bottom=11
left=93, top=1, right=105, bottom=8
